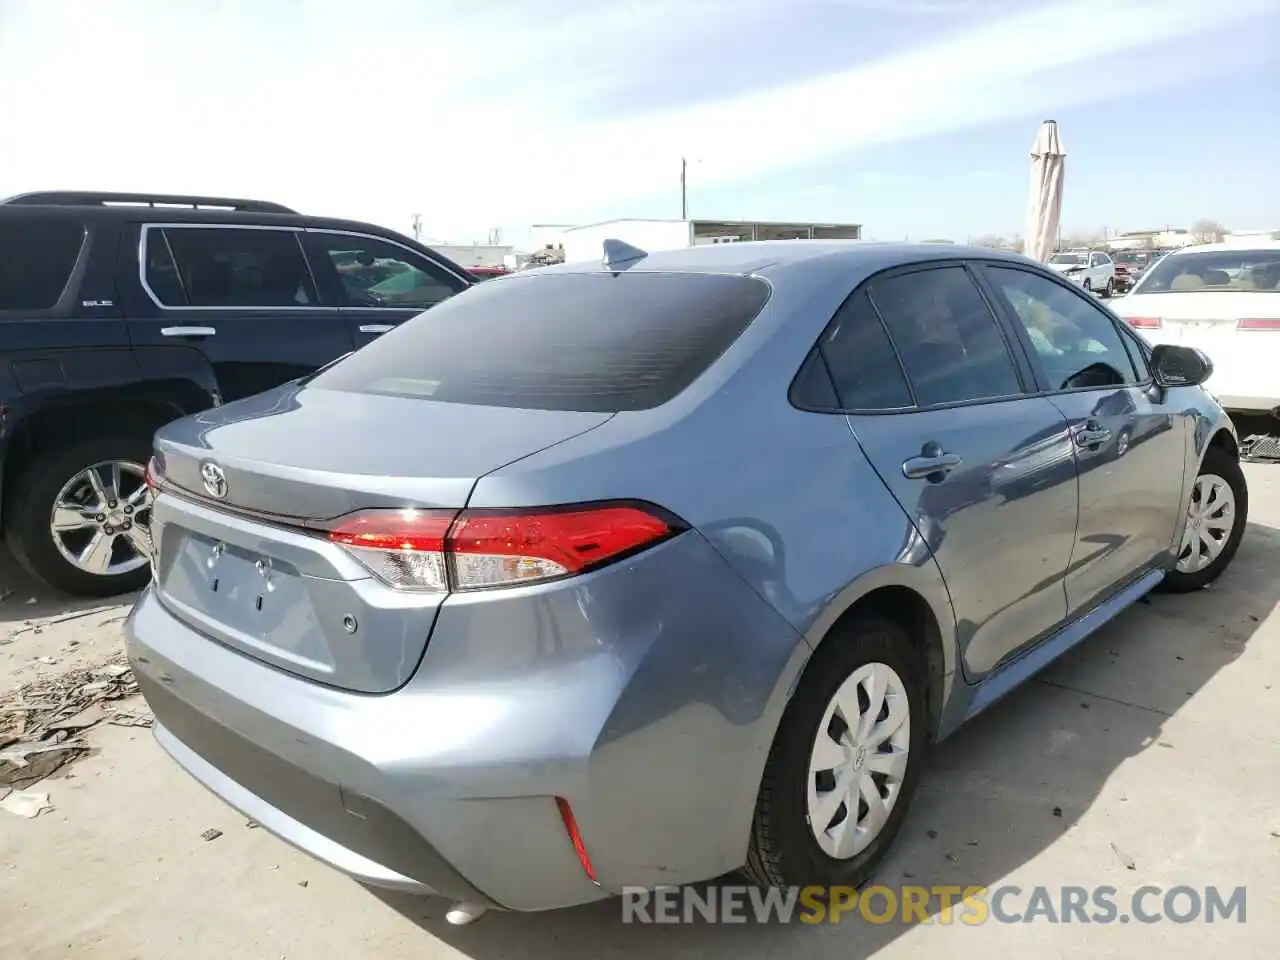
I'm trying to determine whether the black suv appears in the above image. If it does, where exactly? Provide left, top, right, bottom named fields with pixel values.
left=0, top=191, right=473, bottom=597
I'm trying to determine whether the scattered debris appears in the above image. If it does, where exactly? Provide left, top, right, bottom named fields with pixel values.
left=0, top=588, right=12, bottom=603
left=0, top=656, right=145, bottom=787
left=944, top=853, right=959, bottom=865
left=6, top=604, right=125, bottom=640
left=966, top=839, right=979, bottom=847
left=1270, top=830, right=1279, bottom=839
left=1052, top=806, right=1063, bottom=818
left=1175, top=655, right=1185, bottom=661
left=108, top=711, right=153, bottom=729
left=1240, top=433, right=1280, bottom=463
left=246, top=820, right=261, bottom=830
left=297, top=880, right=309, bottom=888
left=201, top=828, right=224, bottom=842
left=1, top=789, right=53, bottom=818
left=1109, top=841, right=1137, bottom=871
left=1158, top=741, right=1174, bottom=749
left=925, top=829, right=938, bottom=839
left=34, top=656, right=59, bottom=665
left=1248, top=614, right=1260, bottom=623
left=1080, top=702, right=1090, bottom=710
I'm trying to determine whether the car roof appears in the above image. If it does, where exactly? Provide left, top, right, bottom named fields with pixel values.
left=1167, top=239, right=1280, bottom=254
left=534, top=240, right=1035, bottom=285
left=0, top=192, right=408, bottom=238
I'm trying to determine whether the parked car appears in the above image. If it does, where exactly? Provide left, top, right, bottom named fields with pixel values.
left=467, top=265, right=510, bottom=281
left=1112, top=240, right=1280, bottom=416
left=1048, top=249, right=1118, bottom=296
left=0, top=191, right=473, bottom=597
left=126, top=240, right=1246, bottom=924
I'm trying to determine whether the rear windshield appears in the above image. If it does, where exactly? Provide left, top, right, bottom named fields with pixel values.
left=310, top=271, right=772, bottom=412
left=1135, top=249, right=1280, bottom=293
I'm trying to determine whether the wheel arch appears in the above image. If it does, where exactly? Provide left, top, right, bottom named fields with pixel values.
left=802, top=565, right=958, bottom=742
left=0, top=392, right=187, bottom=531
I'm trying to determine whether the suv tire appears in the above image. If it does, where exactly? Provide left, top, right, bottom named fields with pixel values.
left=744, top=612, right=926, bottom=893
left=5, top=435, right=154, bottom=597
left=1158, top=446, right=1248, bottom=593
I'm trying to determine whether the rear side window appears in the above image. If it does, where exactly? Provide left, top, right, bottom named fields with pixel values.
left=146, top=227, right=316, bottom=308
left=868, top=266, right=1021, bottom=406
left=310, top=272, right=771, bottom=412
left=0, top=217, right=85, bottom=311
left=818, top=291, right=913, bottom=409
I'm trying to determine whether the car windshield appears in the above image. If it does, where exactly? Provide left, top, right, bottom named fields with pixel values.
left=1134, top=249, right=1280, bottom=294
left=1049, top=253, right=1086, bottom=265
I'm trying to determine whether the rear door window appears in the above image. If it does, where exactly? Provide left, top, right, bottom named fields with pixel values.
left=816, top=291, right=914, bottom=409
left=0, top=216, right=86, bottom=312
left=304, top=232, right=465, bottom=309
left=310, top=272, right=771, bottom=411
left=867, top=265, right=1022, bottom=406
left=146, top=227, right=316, bottom=308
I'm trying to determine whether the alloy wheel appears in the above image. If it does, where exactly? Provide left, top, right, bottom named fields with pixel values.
left=49, top=460, right=153, bottom=577
left=1175, top=472, right=1235, bottom=574
left=806, top=661, right=911, bottom=859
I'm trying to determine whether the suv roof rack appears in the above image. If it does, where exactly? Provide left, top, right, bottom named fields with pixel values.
left=1, top=191, right=297, bottom=214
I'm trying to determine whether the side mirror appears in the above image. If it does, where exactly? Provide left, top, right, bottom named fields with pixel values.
left=1150, top=343, right=1213, bottom=387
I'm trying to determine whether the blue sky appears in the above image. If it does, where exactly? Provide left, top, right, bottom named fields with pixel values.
left=1, top=0, right=1277, bottom=246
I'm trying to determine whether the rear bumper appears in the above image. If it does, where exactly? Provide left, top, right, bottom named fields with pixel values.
left=125, top=530, right=809, bottom=912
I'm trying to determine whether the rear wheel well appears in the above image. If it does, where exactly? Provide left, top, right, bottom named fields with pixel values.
left=821, top=585, right=946, bottom=741
left=1, top=399, right=181, bottom=527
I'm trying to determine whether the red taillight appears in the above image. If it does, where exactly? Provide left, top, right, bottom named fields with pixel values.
left=1238, top=318, right=1280, bottom=331
left=1124, top=316, right=1162, bottom=329
left=555, top=796, right=598, bottom=884
left=326, top=502, right=677, bottom=592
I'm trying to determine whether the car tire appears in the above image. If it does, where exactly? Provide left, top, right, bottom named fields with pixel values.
left=1103, top=277, right=1115, bottom=298
left=1157, top=446, right=1248, bottom=594
left=4, top=435, right=154, bottom=597
left=744, top=612, right=927, bottom=892
left=1082, top=278, right=1093, bottom=293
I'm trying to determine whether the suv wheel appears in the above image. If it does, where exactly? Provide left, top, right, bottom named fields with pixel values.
left=1082, top=278, right=1093, bottom=293
left=744, top=613, right=926, bottom=891
left=5, top=436, right=154, bottom=597
left=1159, top=446, right=1248, bottom=593
left=1103, top=277, right=1115, bottom=298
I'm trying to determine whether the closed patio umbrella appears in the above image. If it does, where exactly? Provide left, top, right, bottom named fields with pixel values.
left=1025, top=120, right=1065, bottom=263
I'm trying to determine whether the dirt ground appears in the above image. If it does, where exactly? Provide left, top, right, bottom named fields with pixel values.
left=2, top=466, right=1278, bottom=959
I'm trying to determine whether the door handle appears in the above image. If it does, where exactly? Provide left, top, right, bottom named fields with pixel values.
left=902, top=452, right=963, bottom=480
left=160, top=325, right=217, bottom=338
left=1074, top=422, right=1111, bottom=447
left=359, top=324, right=395, bottom=334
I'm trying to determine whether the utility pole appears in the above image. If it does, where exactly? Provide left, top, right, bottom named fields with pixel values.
left=680, top=157, right=687, bottom=220
left=411, top=213, right=423, bottom=242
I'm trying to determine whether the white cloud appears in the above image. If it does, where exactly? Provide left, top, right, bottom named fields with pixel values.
left=0, top=0, right=1274, bottom=241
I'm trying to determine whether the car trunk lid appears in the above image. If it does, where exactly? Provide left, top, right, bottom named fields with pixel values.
left=148, top=383, right=612, bottom=693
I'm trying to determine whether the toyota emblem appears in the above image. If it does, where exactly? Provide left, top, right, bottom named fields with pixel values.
left=200, top=461, right=228, bottom=500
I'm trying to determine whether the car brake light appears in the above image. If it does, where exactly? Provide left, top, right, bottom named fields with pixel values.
left=144, top=456, right=161, bottom=491
left=326, top=502, right=679, bottom=592
left=1124, top=317, right=1161, bottom=329
left=1238, top=318, right=1280, bottom=330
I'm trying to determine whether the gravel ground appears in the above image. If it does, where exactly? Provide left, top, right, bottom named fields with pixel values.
left=2, top=465, right=1278, bottom=959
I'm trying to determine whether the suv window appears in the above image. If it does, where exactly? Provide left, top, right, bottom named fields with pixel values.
left=0, top=217, right=85, bottom=312
left=149, top=227, right=316, bottom=308
left=867, top=266, right=1021, bottom=406
left=818, top=291, right=913, bottom=409
left=310, top=272, right=771, bottom=412
left=985, top=266, right=1138, bottom=390
left=306, top=233, right=461, bottom=310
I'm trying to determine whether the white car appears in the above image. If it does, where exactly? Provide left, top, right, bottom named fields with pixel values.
left=1111, top=240, right=1280, bottom=415
left=1048, top=250, right=1118, bottom=297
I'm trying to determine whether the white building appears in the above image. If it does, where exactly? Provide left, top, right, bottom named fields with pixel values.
left=559, top=217, right=863, bottom=265
left=428, top=242, right=515, bottom=269
left=1106, top=228, right=1198, bottom=251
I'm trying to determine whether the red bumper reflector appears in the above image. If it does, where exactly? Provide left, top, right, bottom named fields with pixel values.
left=555, top=796, right=598, bottom=884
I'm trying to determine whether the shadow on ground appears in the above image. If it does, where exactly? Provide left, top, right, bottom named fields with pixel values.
left=371, top=519, right=1280, bottom=959
left=0, top=547, right=138, bottom=628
